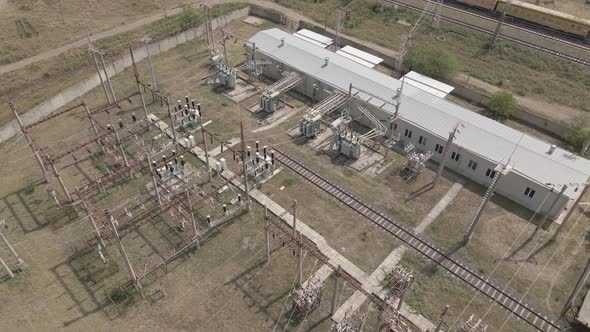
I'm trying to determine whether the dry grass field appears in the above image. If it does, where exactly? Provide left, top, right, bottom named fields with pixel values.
left=0, top=9, right=588, bottom=332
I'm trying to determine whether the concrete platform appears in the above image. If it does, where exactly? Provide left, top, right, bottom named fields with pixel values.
left=223, top=78, right=258, bottom=103
left=243, top=16, right=267, bottom=26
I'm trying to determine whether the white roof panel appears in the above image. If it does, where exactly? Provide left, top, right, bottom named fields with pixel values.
left=403, top=71, right=454, bottom=98
left=293, top=29, right=333, bottom=48
left=248, top=29, right=590, bottom=199
left=336, top=46, right=383, bottom=68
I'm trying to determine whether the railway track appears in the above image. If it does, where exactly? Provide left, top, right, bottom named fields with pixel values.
left=383, top=0, right=590, bottom=66
left=273, top=148, right=563, bottom=332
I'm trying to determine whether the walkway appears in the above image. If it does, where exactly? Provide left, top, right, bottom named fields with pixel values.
left=150, top=113, right=433, bottom=329
left=332, top=180, right=464, bottom=330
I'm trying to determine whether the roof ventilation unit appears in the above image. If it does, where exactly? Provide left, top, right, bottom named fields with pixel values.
left=324, top=57, right=329, bottom=66
left=280, top=37, right=285, bottom=47
left=548, top=144, right=557, bottom=154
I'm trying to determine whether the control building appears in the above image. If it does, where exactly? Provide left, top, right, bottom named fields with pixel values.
left=247, top=28, right=590, bottom=220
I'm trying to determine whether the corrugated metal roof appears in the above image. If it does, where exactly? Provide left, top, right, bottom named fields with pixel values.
left=336, top=45, right=383, bottom=68
left=293, top=29, right=333, bottom=48
left=249, top=28, right=590, bottom=198
left=403, top=71, right=454, bottom=98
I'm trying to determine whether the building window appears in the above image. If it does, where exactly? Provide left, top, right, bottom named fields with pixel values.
left=451, top=151, right=460, bottom=162
left=485, top=168, right=496, bottom=179
left=390, top=123, right=398, bottom=131
left=404, top=129, right=412, bottom=138
left=524, top=187, right=536, bottom=198
left=435, top=144, right=443, bottom=154
left=418, top=136, right=427, bottom=145
left=468, top=160, right=478, bottom=170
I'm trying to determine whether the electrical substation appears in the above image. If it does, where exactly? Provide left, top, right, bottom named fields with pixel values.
left=1, top=3, right=590, bottom=332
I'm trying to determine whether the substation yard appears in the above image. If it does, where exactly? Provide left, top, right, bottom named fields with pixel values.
left=0, top=15, right=589, bottom=332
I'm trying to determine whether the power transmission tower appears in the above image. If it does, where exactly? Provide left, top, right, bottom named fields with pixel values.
left=491, top=0, right=512, bottom=49
left=335, top=8, right=346, bottom=48
left=464, top=163, right=512, bottom=243
left=561, top=256, right=590, bottom=318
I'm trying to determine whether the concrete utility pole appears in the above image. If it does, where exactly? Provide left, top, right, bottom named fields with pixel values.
left=292, top=200, right=297, bottom=235
left=561, top=256, right=590, bottom=317
left=98, top=51, right=117, bottom=102
left=147, top=154, right=162, bottom=206
left=10, top=103, right=48, bottom=182
left=265, top=207, right=271, bottom=262
left=491, top=0, right=512, bottom=49
left=297, top=232, right=303, bottom=287
left=240, top=122, right=250, bottom=206
left=51, top=163, right=72, bottom=202
left=535, top=184, right=567, bottom=232
left=113, top=125, right=129, bottom=167
left=434, top=305, right=450, bottom=332
left=375, top=298, right=387, bottom=332
left=330, top=265, right=342, bottom=315
left=200, top=116, right=212, bottom=182
left=464, top=164, right=511, bottom=243
left=221, top=29, right=229, bottom=65
left=433, top=122, right=461, bottom=187
left=129, top=47, right=151, bottom=130
left=83, top=98, right=102, bottom=148
left=201, top=3, right=214, bottom=51
left=57, top=0, right=64, bottom=23
left=0, top=221, right=25, bottom=270
left=105, top=209, right=140, bottom=288
left=141, top=35, right=158, bottom=93
left=550, top=183, right=589, bottom=242
left=185, top=188, right=199, bottom=247
left=166, top=98, right=179, bottom=152
left=81, top=199, right=104, bottom=247
left=88, top=40, right=111, bottom=103
left=0, top=254, right=14, bottom=278
left=432, top=0, right=443, bottom=28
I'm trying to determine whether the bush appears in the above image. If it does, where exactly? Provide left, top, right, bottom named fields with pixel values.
left=482, top=92, right=517, bottom=119
left=109, top=287, right=134, bottom=304
left=564, top=121, right=590, bottom=151
left=403, top=47, right=460, bottom=81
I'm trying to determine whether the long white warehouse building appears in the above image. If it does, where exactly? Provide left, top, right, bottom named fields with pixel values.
left=247, top=28, right=590, bottom=220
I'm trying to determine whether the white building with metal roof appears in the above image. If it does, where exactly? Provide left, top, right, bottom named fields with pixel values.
left=247, top=28, right=590, bottom=220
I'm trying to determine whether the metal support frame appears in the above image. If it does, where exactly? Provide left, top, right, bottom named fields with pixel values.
left=330, top=265, right=341, bottom=315
left=9, top=103, right=48, bottom=182
left=200, top=117, right=212, bottom=182
left=551, top=183, right=589, bottom=242
left=129, top=47, right=151, bottom=130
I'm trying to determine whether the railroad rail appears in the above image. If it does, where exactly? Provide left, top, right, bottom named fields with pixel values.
left=383, top=0, right=590, bottom=66
left=272, top=148, right=563, bottom=332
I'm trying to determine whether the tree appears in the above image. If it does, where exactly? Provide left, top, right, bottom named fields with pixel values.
left=403, top=47, right=459, bottom=81
left=483, top=92, right=517, bottom=118
left=564, top=119, right=590, bottom=151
